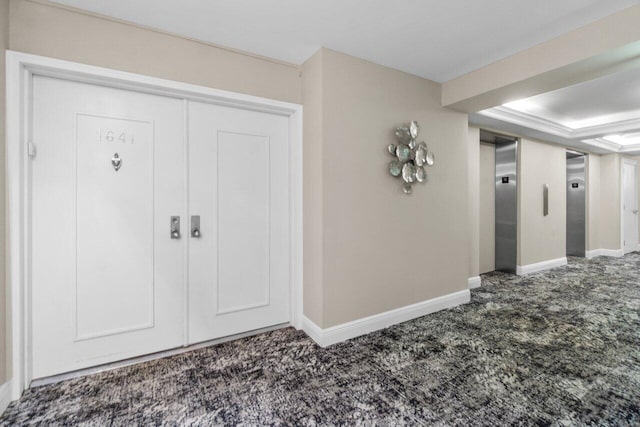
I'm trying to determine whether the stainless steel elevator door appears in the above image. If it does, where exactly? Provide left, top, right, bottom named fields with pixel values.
left=495, top=141, right=517, bottom=273
left=566, top=153, right=586, bottom=257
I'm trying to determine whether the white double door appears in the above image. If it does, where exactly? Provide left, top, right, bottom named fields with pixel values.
left=31, top=76, right=291, bottom=379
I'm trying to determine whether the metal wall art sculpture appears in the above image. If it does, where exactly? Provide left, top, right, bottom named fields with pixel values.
left=387, top=121, right=435, bottom=194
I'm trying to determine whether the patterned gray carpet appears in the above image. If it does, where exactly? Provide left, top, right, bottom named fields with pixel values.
left=2, top=254, right=640, bottom=426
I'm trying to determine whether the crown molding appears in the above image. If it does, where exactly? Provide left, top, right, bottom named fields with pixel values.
left=620, top=143, right=640, bottom=153
left=571, top=117, right=640, bottom=139
left=480, top=107, right=572, bottom=137
left=477, top=106, right=640, bottom=153
left=584, top=138, right=623, bottom=151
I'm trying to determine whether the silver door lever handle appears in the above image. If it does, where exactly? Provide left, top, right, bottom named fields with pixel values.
left=191, top=215, right=201, bottom=238
left=170, top=216, right=181, bottom=239
left=634, top=209, right=638, bottom=214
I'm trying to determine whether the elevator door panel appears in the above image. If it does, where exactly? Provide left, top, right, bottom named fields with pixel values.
left=566, top=155, right=586, bottom=257
left=479, top=143, right=496, bottom=274
left=31, top=76, right=185, bottom=379
left=495, top=141, right=517, bottom=273
left=188, top=101, right=291, bottom=344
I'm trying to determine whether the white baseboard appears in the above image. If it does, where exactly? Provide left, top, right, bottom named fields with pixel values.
left=468, top=276, right=481, bottom=289
left=0, top=382, right=10, bottom=416
left=600, top=248, right=624, bottom=257
left=585, top=249, right=601, bottom=259
left=516, top=257, right=567, bottom=275
left=586, top=248, right=624, bottom=259
left=302, top=289, right=470, bottom=347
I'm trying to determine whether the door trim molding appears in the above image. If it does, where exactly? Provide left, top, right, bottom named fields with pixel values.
left=302, top=289, right=470, bottom=347
left=6, top=51, right=304, bottom=400
left=621, top=157, right=638, bottom=254
left=516, top=257, right=567, bottom=275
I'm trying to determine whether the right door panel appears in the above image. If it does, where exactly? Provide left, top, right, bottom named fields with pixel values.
left=188, top=101, right=291, bottom=344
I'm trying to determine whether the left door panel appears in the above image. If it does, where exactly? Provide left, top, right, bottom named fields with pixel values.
left=31, top=76, right=185, bottom=379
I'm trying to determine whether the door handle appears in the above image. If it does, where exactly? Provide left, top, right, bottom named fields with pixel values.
left=634, top=209, right=638, bottom=215
left=170, top=216, right=181, bottom=239
left=191, top=215, right=201, bottom=238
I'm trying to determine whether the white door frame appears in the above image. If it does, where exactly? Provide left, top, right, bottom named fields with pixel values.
left=621, top=157, right=638, bottom=254
left=6, top=51, right=304, bottom=400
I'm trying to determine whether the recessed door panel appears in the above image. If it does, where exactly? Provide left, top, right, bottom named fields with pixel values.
left=31, top=76, right=185, bottom=379
left=217, top=132, right=270, bottom=314
left=76, top=114, right=155, bottom=339
left=188, top=101, right=290, bottom=344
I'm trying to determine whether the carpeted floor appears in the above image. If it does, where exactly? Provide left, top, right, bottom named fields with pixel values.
left=2, top=254, right=640, bottom=426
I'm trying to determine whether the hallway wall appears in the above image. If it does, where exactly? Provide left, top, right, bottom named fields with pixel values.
left=305, top=48, right=469, bottom=328
left=586, top=154, right=601, bottom=251
left=301, top=49, right=324, bottom=326
left=517, top=139, right=567, bottom=267
left=599, top=154, right=622, bottom=250
left=468, top=128, right=480, bottom=279
left=9, top=0, right=302, bottom=103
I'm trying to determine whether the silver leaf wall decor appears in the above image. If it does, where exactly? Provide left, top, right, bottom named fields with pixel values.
left=387, top=121, right=435, bottom=194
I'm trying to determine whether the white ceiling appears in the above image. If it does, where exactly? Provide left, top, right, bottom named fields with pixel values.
left=503, top=67, right=640, bottom=129
left=475, top=65, right=640, bottom=154
left=602, top=132, right=640, bottom=146
left=50, top=0, right=638, bottom=83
